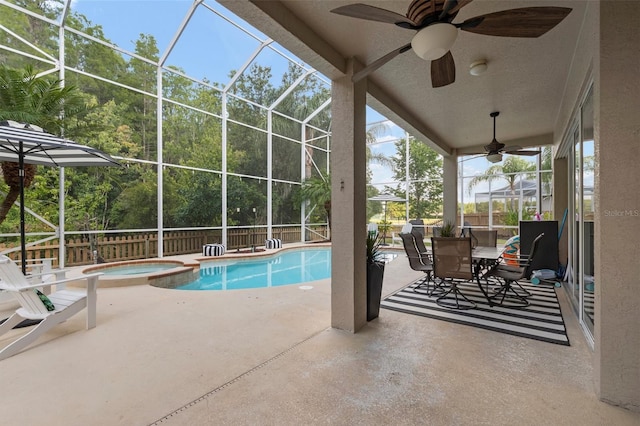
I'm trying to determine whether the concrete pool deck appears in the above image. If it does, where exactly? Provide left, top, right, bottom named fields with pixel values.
left=0, top=246, right=638, bottom=425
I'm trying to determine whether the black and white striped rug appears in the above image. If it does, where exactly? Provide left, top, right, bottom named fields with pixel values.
left=381, top=279, right=570, bottom=346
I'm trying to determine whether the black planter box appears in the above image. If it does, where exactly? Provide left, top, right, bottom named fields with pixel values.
left=366, top=261, right=385, bottom=321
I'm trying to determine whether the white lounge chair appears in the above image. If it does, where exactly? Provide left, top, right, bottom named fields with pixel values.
left=0, top=255, right=101, bottom=360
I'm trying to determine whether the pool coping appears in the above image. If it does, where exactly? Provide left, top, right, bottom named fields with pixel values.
left=194, top=242, right=331, bottom=265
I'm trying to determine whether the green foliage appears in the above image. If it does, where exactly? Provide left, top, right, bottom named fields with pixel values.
left=391, top=137, right=443, bottom=218
left=503, top=209, right=533, bottom=235
left=366, top=231, right=383, bottom=264
left=439, top=220, right=457, bottom=237
left=0, top=65, right=87, bottom=134
left=109, top=178, right=157, bottom=229
left=467, top=156, right=536, bottom=194
left=378, top=220, right=392, bottom=235
left=0, top=5, right=331, bottom=237
left=366, top=185, right=383, bottom=221
left=385, top=202, right=405, bottom=221
left=299, top=172, right=330, bottom=214
left=467, top=156, right=537, bottom=214
left=463, top=202, right=476, bottom=214
left=0, top=64, right=92, bottom=226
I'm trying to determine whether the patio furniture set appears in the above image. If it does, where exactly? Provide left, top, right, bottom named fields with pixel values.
left=399, top=228, right=544, bottom=310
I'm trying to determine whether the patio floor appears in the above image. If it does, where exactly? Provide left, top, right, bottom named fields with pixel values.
left=1, top=249, right=638, bottom=425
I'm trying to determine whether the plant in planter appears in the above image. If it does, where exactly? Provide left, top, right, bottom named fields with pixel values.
left=439, top=220, right=457, bottom=237
left=377, top=219, right=392, bottom=244
left=366, top=231, right=385, bottom=321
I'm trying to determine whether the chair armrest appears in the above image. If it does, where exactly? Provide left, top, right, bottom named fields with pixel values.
left=51, top=273, right=103, bottom=287
left=0, top=273, right=102, bottom=292
left=0, top=281, right=54, bottom=291
left=406, top=254, right=430, bottom=261
left=27, top=268, right=68, bottom=280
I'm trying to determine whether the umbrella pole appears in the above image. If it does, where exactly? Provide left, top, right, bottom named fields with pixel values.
left=19, top=143, right=26, bottom=275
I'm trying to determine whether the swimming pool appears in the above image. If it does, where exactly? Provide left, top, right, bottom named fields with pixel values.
left=178, top=248, right=331, bottom=290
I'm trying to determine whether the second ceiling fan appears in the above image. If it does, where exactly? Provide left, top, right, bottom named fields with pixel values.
left=482, top=111, right=541, bottom=163
left=331, top=0, right=572, bottom=87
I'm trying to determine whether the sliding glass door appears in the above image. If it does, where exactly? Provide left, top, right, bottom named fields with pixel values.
left=580, top=88, right=595, bottom=335
left=567, top=84, right=594, bottom=341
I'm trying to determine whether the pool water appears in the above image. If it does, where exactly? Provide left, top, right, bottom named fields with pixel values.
left=379, top=251, right=399, bottom=263
left=179, top=248, right=332, bottom=290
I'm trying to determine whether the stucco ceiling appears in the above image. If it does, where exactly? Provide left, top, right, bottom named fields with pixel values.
left=218, top=0, right=587, bottom=156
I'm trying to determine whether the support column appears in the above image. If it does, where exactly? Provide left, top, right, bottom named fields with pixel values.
left=442, top=155, right=458, bottom=225
left=595, top=1, right=640, bottom=411
left=331, top=58, right=367, bottom=332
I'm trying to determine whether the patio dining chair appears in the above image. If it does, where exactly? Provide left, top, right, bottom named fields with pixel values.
left=470, top=229, right=498, bottom=247
left=410, top=228, right=429, bottom=255
left=431, top=237, right=476, bottom=310
left=484, top=233, right=545, bottom=307
left=399, top=233, right=436, bottom=295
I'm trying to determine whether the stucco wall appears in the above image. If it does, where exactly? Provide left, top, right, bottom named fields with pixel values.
left=554, top=2, right=598, bottom=143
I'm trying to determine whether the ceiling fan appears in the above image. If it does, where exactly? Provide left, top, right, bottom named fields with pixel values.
left=482, top=111, right=541, bottom=163
left=331, top=0, right=572, bottom=87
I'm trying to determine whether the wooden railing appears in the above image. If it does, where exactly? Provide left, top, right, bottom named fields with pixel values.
left=0, top=226, right=328, bottom=267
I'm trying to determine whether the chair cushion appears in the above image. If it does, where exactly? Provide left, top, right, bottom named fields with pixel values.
left=503, top=235, right=520, bottom=265
left=203, top=244, right=225, bottom=256
left=265, top=238, right=282, bottom=249
left=35, top=289, right=55, bottom=311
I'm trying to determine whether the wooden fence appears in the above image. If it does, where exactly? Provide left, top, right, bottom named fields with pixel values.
left=0, top=226, right=328, bottom=268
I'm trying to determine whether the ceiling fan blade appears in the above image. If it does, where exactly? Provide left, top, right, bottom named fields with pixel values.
left=484, top=139, right=504, bottom=153
left=459, top=7, right=572, bottom=38
left=439, top=0, right=474, bottom=19
left=502, top=145, right=522, bottom=152
left=505, top=150, right=542, bottom=156
left=431, top=51, right=455, bottom=88
left=438, top=0, right=458, bottom=20
left=331, top=4, right=417, bottom=27
left=449, top=0, right=474, bottom=14
left=352, top=44, right=412, bottom=83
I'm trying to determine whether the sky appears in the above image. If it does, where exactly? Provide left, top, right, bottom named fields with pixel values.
left=66, top=1, right=576, bottom=204
left=70, top=0, right=304, bottom=87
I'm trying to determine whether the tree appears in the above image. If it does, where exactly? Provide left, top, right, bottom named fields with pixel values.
left=467, top=156, right=536, bottom=211
left=299, top=172, right=331, bottom=239
left=366, top=121, right=394, bottom=171
left=300, top=123, right=395, bottom=232
left=390, top=136, right=443, bottom=218
left=365, top=122, right=394, bottom=220
left=0, top=65, right=87, bottom=224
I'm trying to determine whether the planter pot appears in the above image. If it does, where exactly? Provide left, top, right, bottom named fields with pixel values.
left=366, top=261, right=385, bottom=321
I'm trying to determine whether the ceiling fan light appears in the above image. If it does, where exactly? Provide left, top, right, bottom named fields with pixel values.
left=487, top=153, right=503, bottom=163
left=469, top=60, right=488, bottom=76
left=411, top=23, right=458, bottom=61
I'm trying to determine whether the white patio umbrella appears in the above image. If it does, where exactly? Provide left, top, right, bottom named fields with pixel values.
left=0, top=121, right=120, bottom=274
left=368, top=193, right=406, bottom=243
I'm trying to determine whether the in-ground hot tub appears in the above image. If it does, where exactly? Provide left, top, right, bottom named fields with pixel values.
left=82, top=259, right=198, bottom=288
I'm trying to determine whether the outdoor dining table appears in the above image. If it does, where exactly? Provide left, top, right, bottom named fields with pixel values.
left=471, top=245, right=505, bottom=306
